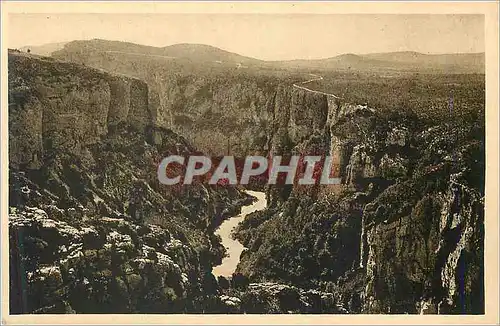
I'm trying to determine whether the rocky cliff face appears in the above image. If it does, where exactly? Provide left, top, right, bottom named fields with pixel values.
left=10, top=48, right=484, bottom=314
left=9, top=52, right=155, bottom=169
left=235, top=82, right=485, bottom=314
left=51, top=43, right=302, bottom=156
left=8, top=50, right=250, bottom=314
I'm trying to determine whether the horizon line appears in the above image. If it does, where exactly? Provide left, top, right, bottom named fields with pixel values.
left=16, top=38, right=486, bottom=62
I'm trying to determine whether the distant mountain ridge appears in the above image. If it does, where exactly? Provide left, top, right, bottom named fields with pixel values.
left=363, top=51, right=485, bottom=70
left=46, top=39, right=262, bottom=65
left=21, top=39, right=485, bottom=73
left=274, top=51, right=484, bottom=73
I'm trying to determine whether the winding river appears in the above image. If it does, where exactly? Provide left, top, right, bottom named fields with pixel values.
left=212, top=190, right=267, bottom=277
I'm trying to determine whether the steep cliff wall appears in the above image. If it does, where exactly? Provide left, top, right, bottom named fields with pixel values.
left=8, top=50, right=251, bottom=314
left=154, top=76, right=278, bottom=156
left=14, top=48, right=484, bottom=314
left=51, top=45, right=300, bottom=156
left=8, top=52, right=156, bottom=169
left=236, top=80, right=485, bottom=314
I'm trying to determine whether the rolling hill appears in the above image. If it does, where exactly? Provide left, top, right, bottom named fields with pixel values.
left=21, top=38, right=485, bottom=73
left=48, top=39, right=262, bottom=67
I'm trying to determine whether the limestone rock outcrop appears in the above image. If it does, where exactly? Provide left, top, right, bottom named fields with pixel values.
left=236, top=80, right=484, bottom=314
left=8, top=51, right=249, bottom=314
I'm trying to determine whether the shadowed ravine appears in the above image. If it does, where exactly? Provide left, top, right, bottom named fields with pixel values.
left=212, top=191, right=267, bottom=277
left=7, top=40, right=485, bottom=314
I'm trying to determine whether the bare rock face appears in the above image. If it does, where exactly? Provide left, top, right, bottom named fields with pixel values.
left=269, top=87, right=328, bottom=151
left=360, top=171, right=483, bottom=313
left=128, top=79, right=152, bottom=130
left=211, top=282, right=346, bottom=314
left=8, top=52, right=154, bottom=169
left=51, top=43, right=282, bottom=156
left=236, top=80, right=484, bottom=314
left=345, top=145, right=379, bottom=185
left=9, top=49, right=484, bottom=315
left=9, top=206, right=194, bottom=313
left=8, top=51, right=249, bottom=314
left=289, top=88, right=329, bottom=143
left=238, top=282, right=345, bottom=314
left=265, top=87, right=331, bottom=206
left=107, top=77, right=131, bottom=126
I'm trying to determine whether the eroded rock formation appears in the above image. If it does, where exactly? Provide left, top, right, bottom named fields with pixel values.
left=8, top=51, right=250, bottom=314
left=9, top=48, right=484, bottom=315
left=235, top=82, right=484, bottom=314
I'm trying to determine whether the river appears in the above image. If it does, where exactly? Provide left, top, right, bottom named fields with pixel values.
left=212, top=190, right=267, bottom=277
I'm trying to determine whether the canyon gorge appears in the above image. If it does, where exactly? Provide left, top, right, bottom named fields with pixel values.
left=8, top=40, right=485, bottom=314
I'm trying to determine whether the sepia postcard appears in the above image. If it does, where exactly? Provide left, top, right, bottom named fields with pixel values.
left=1, top=1, right=499, bottom=325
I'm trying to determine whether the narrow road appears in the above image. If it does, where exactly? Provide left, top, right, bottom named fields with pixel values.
left=102, top=50, right=338, bottom=99
left=212, top=191, right=267, bottom=277
left=292, top=73, right=342, bottom=99
left=100, top=50, right=339, bottom=99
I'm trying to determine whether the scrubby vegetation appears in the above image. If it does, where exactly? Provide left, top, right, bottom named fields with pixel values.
left=9, top=41, right=485, bottom=314
left=306, top=71, right=484, bottom=124
left=235, top=70, right=485, bottom=313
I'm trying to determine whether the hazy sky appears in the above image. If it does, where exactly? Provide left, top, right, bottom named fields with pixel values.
left=8, top=14, right=484, bottom=60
